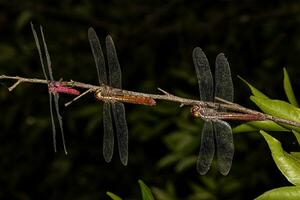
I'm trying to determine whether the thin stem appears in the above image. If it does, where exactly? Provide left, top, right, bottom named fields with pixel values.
left=8, top=80, right=23, bottom=91
left=1, top=74, right=300, bottom=127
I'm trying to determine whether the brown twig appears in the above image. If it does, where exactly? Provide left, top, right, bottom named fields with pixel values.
left=1, top=74, right=300, bottom=127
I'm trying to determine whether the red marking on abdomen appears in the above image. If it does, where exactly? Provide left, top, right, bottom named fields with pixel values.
left=49, top=86, right=80, bottom=96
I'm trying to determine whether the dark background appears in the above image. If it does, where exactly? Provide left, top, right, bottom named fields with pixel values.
left=0, top=1, right=299, bottom=199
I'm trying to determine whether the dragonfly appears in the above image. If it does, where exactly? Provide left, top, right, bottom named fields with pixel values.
left=191, top=47, right=235, bottom=175
left=85, top=28, right=156, bottom=165
left=191, top=48, right=273, bottom=175
left=31, top=23, right=80, bottom=154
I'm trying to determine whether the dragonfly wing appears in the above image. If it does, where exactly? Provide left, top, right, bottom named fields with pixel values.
left=214, top=120, right=234, bottom=176
left=214, top=53, right=234, bottom=175
left=88, top=27, right=108, bottom=85
left=30, top=23, right=49, bottom=81
left=49, top=93, right=57, bottom=152
left=53, top=93, right=68, bottom=154
left=197, top=121, right=215, bottom=175
left=103, top=102, right=114, bottom=163
left=112, top=102, right=128, bottom=166
left=106, top=35, right=122, bottom=88
left=215, top=53, right=233, bottom=103
left=31, top=23, right=57, bottom=152
left=39, top=25, right=54, bottom=81
left=192, top=47, right=213, bottom=101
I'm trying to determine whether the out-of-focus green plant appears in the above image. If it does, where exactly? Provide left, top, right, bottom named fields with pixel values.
left=107, top=180, right=155, bottom=200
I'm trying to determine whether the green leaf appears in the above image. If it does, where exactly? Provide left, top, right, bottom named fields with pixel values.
left=156, top=154, right=183, bottom=169
left=189, top=182, right=215, bottom=199
left=292, top=130, right=300, bottom=146
left=15, top=11, right=32, bottom=31
left=0, top=44, right=16, bottom=62
left=283, top=68, right=299, bottom=107
left=233, top=123, right=258, bottom=133
left=175, top=155, right=197, bottom=172
left=163, top=131, right=199, bottom=153
left=260, top=131, right=300, bottom=185
left=233, top=121, right=289, bottom=133
left=151, top=186, right=176, bottom=200
left=290, top=152, right=300, bottom=161
left=238, top=75, right=269, bottom=98
left=255, top=186, right=300, bottom=200
left=106, top=191, right=123, bottom=200
left=247, top=121, right=289, bottom=132
left=138, top=180, right=155, bottom=200
left=250, top=96, right=300, bottom=132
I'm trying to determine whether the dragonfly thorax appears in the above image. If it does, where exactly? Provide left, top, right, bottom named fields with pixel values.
left=95, top=86, right=116, bottom=102
left=191, top=105, right=217, bottom=120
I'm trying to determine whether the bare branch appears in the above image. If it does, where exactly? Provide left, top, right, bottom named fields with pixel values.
left=8, top=80, right=23, bottom=91
left=1, top=74, right=300, bottom=128
left=158, top=87, right=171, bottom=96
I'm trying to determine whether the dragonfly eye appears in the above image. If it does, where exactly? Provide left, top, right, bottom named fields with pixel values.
left=191, top=106, right=201, bottom=117
left=95, top=89, right=101, bottom=98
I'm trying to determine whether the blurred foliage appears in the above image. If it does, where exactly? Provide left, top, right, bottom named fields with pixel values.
left=0, top=1, right=300, bottom=199
left=107, top=180, right=155, bottom=200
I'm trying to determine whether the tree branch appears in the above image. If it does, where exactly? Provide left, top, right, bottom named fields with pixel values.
left=1, top=74, right=300, bottom=127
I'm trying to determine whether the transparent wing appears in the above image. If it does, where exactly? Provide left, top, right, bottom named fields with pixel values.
left=214, top=120, right=234, bottom=176
left=106, top=35, right=122, bottom=88
left=53, top=94, right=68, bottom=154
left=49, top=93, right=57, bottom=152
left=30, top=23, right=49, bottom=81
left=88, top=27, right=107, bottom=85
left=103, top=102, right=114, bottom=163
left=215, top=53, right=233, bottom=103
left=196, top=121, right=215, bottom=175
left=214, top=53, right=234, bottom=175
left=40, top=25, right=54, bottom=81
left=112, top=102, right=128, bottom=166
left=31, top=23, right=57, bottom=152
left=192, top=47, right=213, bottom=101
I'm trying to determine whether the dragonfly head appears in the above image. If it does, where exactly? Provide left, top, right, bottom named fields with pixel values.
left=95, top=88, right=104, bottom=100
left=191, top=105, right=202, bottom=117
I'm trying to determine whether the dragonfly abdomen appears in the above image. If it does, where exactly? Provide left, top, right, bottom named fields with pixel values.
left=49, top=82, right=80, bottom=95
left=117, top=95, right=156, bottom=106
left=95, top=89, right=156, bottom=106
left=49, top=86, right=80, bottom=95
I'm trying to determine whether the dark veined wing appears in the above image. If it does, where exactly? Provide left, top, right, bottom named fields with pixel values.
left=106, top=35, right=128, bottom=165
left=39, top=24, right=68, bottom=155
left=193, top=47, right=215, bottom=175
left=214, top=53, right=233, bottom=103
left=214, top=53, right=234, bottom=175
left=106, top=35, right=122, bottom=89
left=30, top=23, right=49, bottom=82
left=40, top=25, right=54, bottom=81
left=88, top=27, right=108, bottom=85
left=48, top=92, right=57, bottom=152
left=112, top=102, right=128, bottom=166
left=197, top=121, right=215, bottom=175
left=53, top=93, right=68, bottom=154
left=103, top=102, right=114, bottom=163
left=214, top=120, right=233, bottom=175
left=192, top=47, right=213, bottom=101
left=31, top=23, right=57, bottom=152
